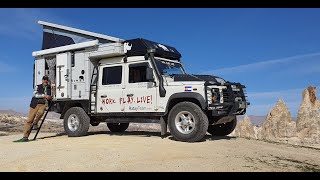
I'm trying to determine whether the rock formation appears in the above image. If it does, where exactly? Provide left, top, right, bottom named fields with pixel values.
left=258, top=99, right=296, bottom=141
left=296, top=86, right=320, bottom=144
left=230, top=86, right=320, bottom=146
left=233, top=115, right=256, bottom=139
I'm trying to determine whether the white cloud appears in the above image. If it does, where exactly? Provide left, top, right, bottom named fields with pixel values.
left=247, top=101, right=301, bottom=116
left=246, top=87, right=320, bottom=116
left=0, top=8, right=70, bottom=40
left=248, top=88, right=305, bottom=100
left=205, top=52, right=320, bottom=75
left=248, top=86, right=320, bottom=101
left=0, top=61, right=16, bottom=72
left=200, top=52, right=320, bottom=116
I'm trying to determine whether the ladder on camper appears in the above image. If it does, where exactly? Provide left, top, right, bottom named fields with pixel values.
left=90, top=65, right=99, bottom=114
left=32, top=102, right=54, bottom=140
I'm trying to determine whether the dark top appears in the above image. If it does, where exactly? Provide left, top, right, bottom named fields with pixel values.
left=30, top=84, right=51, bottom=108
left=124, top=38, right=182, bottom=60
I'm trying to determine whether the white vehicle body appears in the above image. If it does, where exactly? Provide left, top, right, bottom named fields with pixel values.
left=32, top=21, right=249, bottom=142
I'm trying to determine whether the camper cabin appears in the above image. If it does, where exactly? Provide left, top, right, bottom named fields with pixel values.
left=32, top=21, right=125, bottom=102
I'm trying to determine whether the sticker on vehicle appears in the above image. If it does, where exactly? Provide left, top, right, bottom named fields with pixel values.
left=184, top=86, right=192, bottom=92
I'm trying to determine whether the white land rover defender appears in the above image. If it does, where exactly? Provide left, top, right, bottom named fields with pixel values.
left=32, top=21, right=249, bottom=142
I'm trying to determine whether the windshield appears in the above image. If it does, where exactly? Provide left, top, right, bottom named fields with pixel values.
left=154, top=59, right=185, bottom=75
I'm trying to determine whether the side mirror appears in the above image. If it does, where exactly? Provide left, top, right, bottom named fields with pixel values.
left=146, top=67, right=154, bottom=81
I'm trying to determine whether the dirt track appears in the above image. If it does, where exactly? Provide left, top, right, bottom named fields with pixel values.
left=0, top=126, right=320, bottom=172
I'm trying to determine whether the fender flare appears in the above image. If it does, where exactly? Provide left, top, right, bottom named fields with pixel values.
left=165, top=92, right=207, bottom=114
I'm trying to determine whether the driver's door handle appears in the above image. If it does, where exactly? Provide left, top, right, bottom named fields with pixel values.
left=127, top=94, right=134, bottom=97
left=101, top=95, right=107, bottom=98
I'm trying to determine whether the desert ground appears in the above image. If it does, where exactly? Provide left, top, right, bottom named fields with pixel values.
left=0, top=122, right=319, bottom=172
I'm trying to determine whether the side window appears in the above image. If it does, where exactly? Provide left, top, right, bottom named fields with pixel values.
left=102, top=66, right=122, bottom=85
left=129, top=63, right=149, bottom=83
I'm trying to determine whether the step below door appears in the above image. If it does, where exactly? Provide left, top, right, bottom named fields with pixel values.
left=56, top=52, right=71, bottom=99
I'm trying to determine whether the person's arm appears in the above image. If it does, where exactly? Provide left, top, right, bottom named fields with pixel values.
left=45, top=95, right=52, bottom=101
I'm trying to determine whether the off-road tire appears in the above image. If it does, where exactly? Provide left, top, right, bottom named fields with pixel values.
left=90, top=117, right=100, bottom=126
left=64, top=107, right=90, bottom=137
left=168, top=101, right=208, bottom=142
left=207, top=117, right=237, bottom=136
left=90, top=121, right=100, bottom=126
left=107, top=123, right=129, bottom=132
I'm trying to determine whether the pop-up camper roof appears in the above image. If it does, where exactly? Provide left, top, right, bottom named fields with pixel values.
left=34, top=21, right=181, bottom=60
left=38, top=20, right=124, bottom=50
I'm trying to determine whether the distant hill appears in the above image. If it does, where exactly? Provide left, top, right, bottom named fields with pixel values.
left=238, top=115, right=297, bottom=126
left=0, top=109, right=60, bottom=119
left=238, top=115, right=266, bottom=126
left=46, top=112, right=61, bottom=119
left=0, top=110, right=27, bottom=116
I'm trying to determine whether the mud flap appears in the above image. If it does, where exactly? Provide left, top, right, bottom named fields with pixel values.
left=160, top=116, right=167, bottom=138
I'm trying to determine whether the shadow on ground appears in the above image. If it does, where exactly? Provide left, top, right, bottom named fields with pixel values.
left=168, top=135, right=236, bottom=142
left=35, top=132, right=66, bottom=140
left=34, top=130, right=237, bottom=143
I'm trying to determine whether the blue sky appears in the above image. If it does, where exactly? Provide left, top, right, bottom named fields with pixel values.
left=0, top=8, right=319, bottom=116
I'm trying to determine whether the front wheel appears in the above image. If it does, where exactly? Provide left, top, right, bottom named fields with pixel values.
left=168, top=102, right=208, bottom=142
left=107, top=123, right=129, bottom=132
left=64, top=107, right=90, bottom=137
left=207, top=116, right=237, bottom=136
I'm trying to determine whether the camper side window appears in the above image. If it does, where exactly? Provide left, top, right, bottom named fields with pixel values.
left=102, top=66, right=122, bottom=85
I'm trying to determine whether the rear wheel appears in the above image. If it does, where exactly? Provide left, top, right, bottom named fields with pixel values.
left=90, top=117, right=100, bottom=126
left=207, top=116, right=237, bottom=136
left=168, top=102, right=208, bottom=142
left=64, top=107, right=90, bottom=137
left=90, top=121, right=100, bottom=126
left=107, top=123, right=129, bottom=132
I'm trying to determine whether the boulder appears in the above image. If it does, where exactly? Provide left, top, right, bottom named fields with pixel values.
left=296, top=86, right=320, bottom=144
left=233, top=115, right=256, bottom=139
left=258, top=99, right=296, bottom=141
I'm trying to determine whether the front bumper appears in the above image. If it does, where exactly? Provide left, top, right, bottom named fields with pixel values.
left=208, top=82, right=249, bottom=116
left=209, top=101, right=249, bottom=116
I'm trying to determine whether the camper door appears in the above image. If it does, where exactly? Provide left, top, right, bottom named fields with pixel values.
left=56, top=52, right=72, bottom=99
left=34, top=58, right=45, bottom=86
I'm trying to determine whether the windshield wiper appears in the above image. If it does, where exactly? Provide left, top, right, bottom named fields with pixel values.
left=186, top=73, right=206, bottom=81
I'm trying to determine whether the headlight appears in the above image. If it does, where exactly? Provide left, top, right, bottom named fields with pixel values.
left=207, top=87, right=212, bottom=104
left=212, top=92, right=218, bottom=103
left=211, top=88, right=220, bottom=103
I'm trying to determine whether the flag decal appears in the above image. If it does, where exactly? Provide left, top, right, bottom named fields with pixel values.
left=184, top=86, right=192, bottom=92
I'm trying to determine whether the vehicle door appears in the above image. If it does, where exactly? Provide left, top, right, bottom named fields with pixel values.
left=123, top=61, right=158, bottom=113
left=96, top=64, right=125, bottom=113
